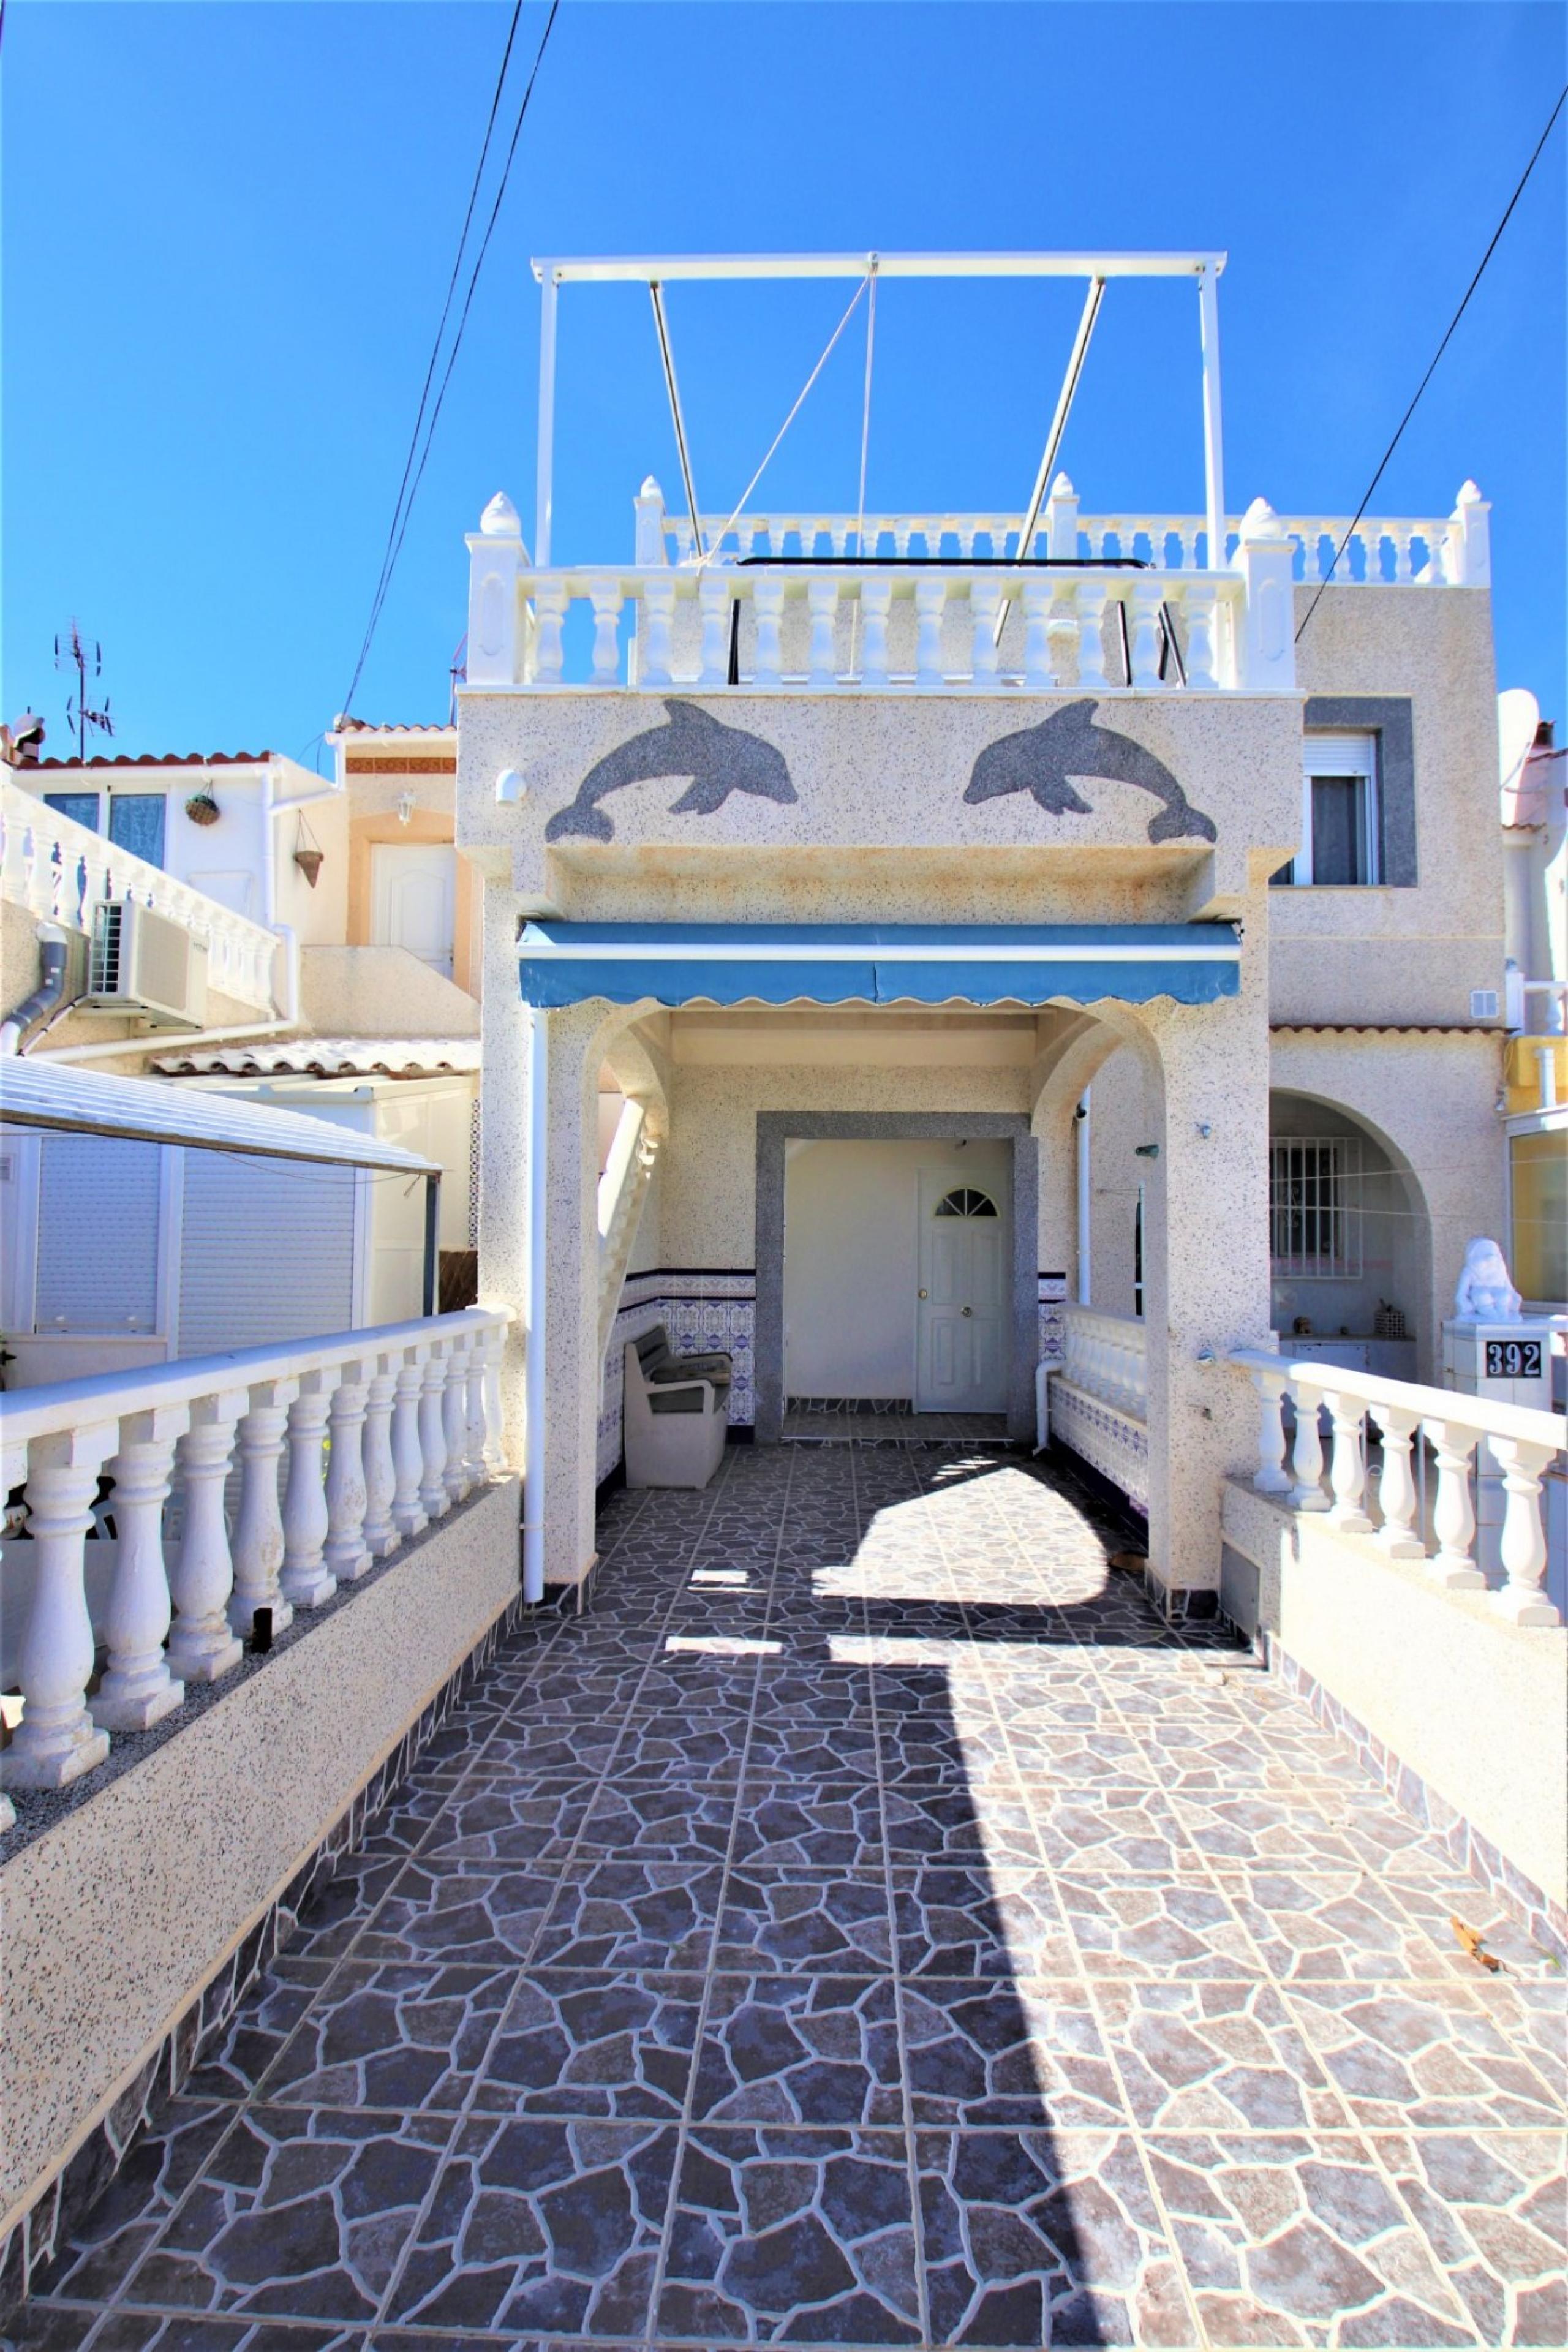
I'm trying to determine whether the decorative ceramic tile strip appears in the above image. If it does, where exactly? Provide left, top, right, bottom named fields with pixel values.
left=1052, top=1381, right=1150, bottom=1509
left=0, top=1587, right=527, bottom=2325
left=1260, top=1633, right=1568, bottom=1963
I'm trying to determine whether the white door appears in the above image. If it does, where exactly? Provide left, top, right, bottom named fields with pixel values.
left=371, top=844, right=456, bottom=978
left=916, top=1174, right=1008, bottom=1411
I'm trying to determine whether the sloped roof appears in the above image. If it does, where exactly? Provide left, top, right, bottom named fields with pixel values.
left=151, top=1039, right=481, bottom=1078
left=0, top=1060, right=437, bottom=1171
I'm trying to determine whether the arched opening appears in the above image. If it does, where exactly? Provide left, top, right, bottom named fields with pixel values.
left=1268, top=1088, right=1432, bottom=1378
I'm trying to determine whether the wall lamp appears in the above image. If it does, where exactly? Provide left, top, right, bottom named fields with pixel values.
left=1134, top=1142, right=1160, bottom=1159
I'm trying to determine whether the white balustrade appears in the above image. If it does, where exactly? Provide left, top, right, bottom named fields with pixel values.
left=0, top=776, right=280, bottom=1013
left=1229, top=1351, right=1565, bottom=1626
left=0, top=1307, right=513, bottom=1801
left=1058, top=1306, right=1148, bottom=1420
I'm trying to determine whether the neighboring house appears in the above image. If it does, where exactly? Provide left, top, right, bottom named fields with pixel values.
left=454, top=245, right=1549, bottom=1608
left=1499, top=696, right=1567, bottom=1324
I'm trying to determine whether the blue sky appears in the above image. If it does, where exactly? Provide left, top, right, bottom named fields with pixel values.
left=4, top=2, right=1564, bottom=764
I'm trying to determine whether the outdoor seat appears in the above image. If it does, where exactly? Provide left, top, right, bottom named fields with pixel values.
left=624, top=1330, right=730, bottom=1489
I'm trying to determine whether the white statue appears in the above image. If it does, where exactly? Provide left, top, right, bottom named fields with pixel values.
left=1453, top=1237, right=1522, bottom=1322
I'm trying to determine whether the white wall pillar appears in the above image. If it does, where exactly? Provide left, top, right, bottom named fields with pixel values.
left=477, top=870, right=531, bottom=1468
left=537, top=1001, right=614, bottom=1589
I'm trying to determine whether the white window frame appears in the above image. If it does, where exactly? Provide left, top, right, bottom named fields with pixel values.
left=1287, top=731, right=1381, bottom=887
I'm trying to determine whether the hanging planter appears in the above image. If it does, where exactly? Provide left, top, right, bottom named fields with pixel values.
left=293, top=809, right=325, bottom=889
left=184, top=785, right=221, bottom=827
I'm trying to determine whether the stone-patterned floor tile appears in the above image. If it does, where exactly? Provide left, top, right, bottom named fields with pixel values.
left=469, top=1970, right=701, bottom=2120
left=874, top=1721, right=1016, bottom=1788
left=1015, top=1783, right=1200, bottom=1877
left=1143, top=2128, right=1478, bottom=2348
left=184, top=1959, right=341, bottom=2101
left=916, top=2127, right=1197, bottom=2347
left=356, top=1864, right=560, bottom=1967
left=892, top=1866, right=1076, bottom=1978
left=1286, top=1983, right=1565, bottom=2128
left=28, top=2103, right=236, bottom=2308
left=382, top=2116, right=677, bottom=2339
left=900, top=1978, right=1128, bottom=2128
left=573, top=1782, right=741, bottom=1866
left=605, top=1710, right=755, bottom=1780
left=260, top=1961, right=512, bottom=2111
left=717, top=1870, right=894, bottom=1976
left=1000, top=1728, right=1156, bottom=1783
left=89, top=2321, right=367, bottom=2352
left=693, top=1975, right=903, bottom=2125
left=878, top=1783, right=1042, bottom=1868
left=472, top=1719, right=624, bottom=1777
left=1160, top=1791, right=1367, bottom=1874
left=415, top=1780, right=598, bottom=1866
left=121, top=2108, right=454, bottom=2325
left=1368, top=2127, right=1567, bottom=2346
left=731, top=1784, right=886, bottom=1872
left=655, top=2122, right=921, bottom=2346
left=1213, top=1868, right=1480, bottom=1985
left=532, top=1861, right=726, bottom=1972
left=1056, top=1875, right=1265, bottom=1981
left=284, top=1856, right=407, bottom=1963
left=742, top=1722, right=881, bottom=1782
left=1090, top=1980, right=1349, bottom=2132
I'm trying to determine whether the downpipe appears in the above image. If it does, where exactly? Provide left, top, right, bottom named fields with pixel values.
left=0, top=924, right=75, bottom=1055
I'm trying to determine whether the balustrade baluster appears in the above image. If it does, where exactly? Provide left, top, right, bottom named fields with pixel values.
left=1248, top=1365, right=1292, bottom=1492
left=419, top=1349, right=451, bottom=1517
left=1486, top=1436, right=1561, bottom=1625
left=281, top=1374, right=335, bottom=1608
left=442, top=1341, right=473, bottom=1502
left=752, top=580, right=784, bottom=686
left=1361, top=527, right=1384, bottom=584
left=1419, top=526, right=1446, bottom=585
left=1288, top=1386, right=1330, bottom=1509
left=533, top=583, right=567, bottom=684
left=462, top=1341, right=489, bottom=1487
left=1129, top=581, right=1164, bottom=689
left=859, top=580, right=892, bottom=687
left=2, top=1422, right=118, bottom=1789
left=641, top=578, right=676, bottom=687
left=914, top=579, right=946, bottom=688
left=1184, top=588, right=1218, bottom=690
left=1020, top=582, right=1052, bottom=690
left=93, top=1405, right=190, bottom=1730
left=1420, top=1418, right=1483, bottom=1587
left=391, top=1352, right=430, bottom=1537
left=1368, top=1405, right=1424, bottom=1556
left=1392, top=527, right=1414, bottom=584
left=969, top=581, right=1000, bottom=685
left=361, top=1359, right=400, bottom=1558
left=230, top=1379, right=298, bottom=1635
left=1321, top=1390, right=1373, bottom=1531
left=1046, top=590, right=1079, bottom=692
left=324, top=1359, right=373, bottom=1581
left=588, top=580, right=624, bottom=684
left=1076, top=584, right=1111, bottom=692
left=807, top=578, right=840, bottom=687
left=168, top=1389, right=247, bottom=1681
left=698, top=573, right=730, bottom=686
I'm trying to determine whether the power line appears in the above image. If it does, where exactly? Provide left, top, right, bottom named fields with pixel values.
left=1297, top=81, right=1567, bottom=644
left=341, top=0, right=560, bottom=717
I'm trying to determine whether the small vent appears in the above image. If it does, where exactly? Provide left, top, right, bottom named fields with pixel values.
left=1469, top=989, right=1500, bottom=1022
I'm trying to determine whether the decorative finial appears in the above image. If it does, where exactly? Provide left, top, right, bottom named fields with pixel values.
left=480, top=491, right=522, bottom=537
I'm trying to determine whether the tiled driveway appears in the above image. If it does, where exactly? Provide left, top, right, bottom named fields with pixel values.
left=18, top=1443, right=1566, bottom=2351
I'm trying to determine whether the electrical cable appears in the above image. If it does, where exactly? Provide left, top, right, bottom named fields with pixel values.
left=341, top=0, right=560, bottom=715
left=1297, top=82, right=1567, bottom=644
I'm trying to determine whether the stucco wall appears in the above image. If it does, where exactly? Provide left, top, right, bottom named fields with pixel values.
left=1221, top=1476, right=1566, bottom=1918
left=298, top=945, right=481, bottom=1039
left=0, top=1477, right=519, bottom=2234
left=1085, top=1045, right=1150, bottom=1319
left=1276, top=585, right=1504, bottom=1024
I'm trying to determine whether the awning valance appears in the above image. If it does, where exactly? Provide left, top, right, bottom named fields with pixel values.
left=518, top=922, right=1241, bottom=1009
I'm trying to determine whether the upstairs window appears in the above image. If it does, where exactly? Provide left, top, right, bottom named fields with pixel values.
left=42, top=788, right=167, bottom=869
left=1276, top=733, right=1380, bottom=886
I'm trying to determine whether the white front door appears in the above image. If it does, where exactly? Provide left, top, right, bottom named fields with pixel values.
left=371, top=844, right=456, bottom=978
left=915, top=1174, right=1008, bottom=1411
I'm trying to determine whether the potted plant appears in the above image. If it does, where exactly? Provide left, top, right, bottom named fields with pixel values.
left=184, top=784, right=221, bottom=826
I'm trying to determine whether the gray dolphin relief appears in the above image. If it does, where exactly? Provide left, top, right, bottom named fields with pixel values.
left=964, top=699, right=1218, bottom=843
left=545, top=699, right=797, bottom=843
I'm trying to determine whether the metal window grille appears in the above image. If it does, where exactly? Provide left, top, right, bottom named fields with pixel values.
left=1270, top=1136, right=1363, bottom=1278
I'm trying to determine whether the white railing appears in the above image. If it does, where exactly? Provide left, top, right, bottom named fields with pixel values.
left=1, top=778, right=279, bottom=1014
left=1059, top=1305, right=1148, bottom=1419
left=0, top=1306, right=513, bottom=1800
left=1230, top=1349, right=1566, bottom=1629
left=652, top=483, right=1488, bottom=590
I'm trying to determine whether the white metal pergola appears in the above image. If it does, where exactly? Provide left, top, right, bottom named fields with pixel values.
left=528, top=249, right=1229, bottom=576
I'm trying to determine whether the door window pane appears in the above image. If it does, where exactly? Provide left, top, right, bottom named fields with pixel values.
left=1310, top=776, right=1365, bottom=884
left=108, top=793, right=167, bottom=868
left=43, top=791, right=100, bottom=833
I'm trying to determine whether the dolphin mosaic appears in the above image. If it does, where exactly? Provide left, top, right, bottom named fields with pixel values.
left=965, top=699, right=1218, bottom=844
left=545, top=699, right=797, bottom=843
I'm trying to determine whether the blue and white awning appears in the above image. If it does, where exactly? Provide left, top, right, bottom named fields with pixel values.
left=518, top=922, right=1241, bottom=1009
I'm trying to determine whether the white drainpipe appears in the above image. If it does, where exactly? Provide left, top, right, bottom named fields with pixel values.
left=522, top=1005, right=549, bottom=1605
left=1076, top=1088, right=1091, bottom=1305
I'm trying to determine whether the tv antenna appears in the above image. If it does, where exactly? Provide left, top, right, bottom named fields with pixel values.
left=54, top=620, right=114, bottom=760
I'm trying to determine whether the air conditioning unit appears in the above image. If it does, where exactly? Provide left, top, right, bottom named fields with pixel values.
left=88, top=900, right=209, bottom=1027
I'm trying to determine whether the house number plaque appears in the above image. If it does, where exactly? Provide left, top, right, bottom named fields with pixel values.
left=1483, top=1338, right=1542, bottom=1379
